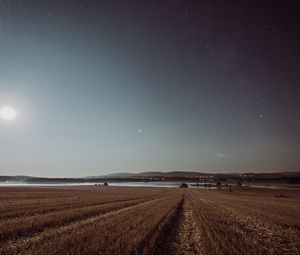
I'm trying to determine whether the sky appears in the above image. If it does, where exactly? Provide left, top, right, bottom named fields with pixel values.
left=0, top=0, right=299, bottom=177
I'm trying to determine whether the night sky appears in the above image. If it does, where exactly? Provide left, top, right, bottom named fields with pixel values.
left=0, top=0, right=299, bottom=177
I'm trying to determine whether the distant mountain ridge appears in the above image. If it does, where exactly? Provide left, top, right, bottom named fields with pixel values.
left=1, top=170, right=300, bottom=184
left=99, top=171, right=229, bottom=178
left=99, top=171, right=300, bottom=179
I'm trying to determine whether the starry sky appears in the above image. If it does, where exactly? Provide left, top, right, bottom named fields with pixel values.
left=0, top=0, right=299, bottom=177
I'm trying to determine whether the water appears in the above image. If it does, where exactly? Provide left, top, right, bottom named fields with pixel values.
left=109, top=181, right=187, bottom=188
left=0, top=182, right=298, bottom=189
left=0, top=181, right=188, bottom=188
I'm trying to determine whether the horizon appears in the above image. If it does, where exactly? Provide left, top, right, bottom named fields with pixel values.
left=1, top=1, right=299, bottom=177
left=2, top=169, right=300, bottom=179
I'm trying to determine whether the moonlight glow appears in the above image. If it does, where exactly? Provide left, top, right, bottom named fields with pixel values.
left=0, top=1, right=299, bottom=176
left=0, top=106, right=16, bottom=121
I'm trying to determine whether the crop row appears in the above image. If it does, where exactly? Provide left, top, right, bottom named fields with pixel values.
left=0, top=187, right=169, bottom=219
left=187, top=189, right=300, bottom=255
left=1, top=193, right=183, bottom=255
left=0, top=196, right=166, bottom=244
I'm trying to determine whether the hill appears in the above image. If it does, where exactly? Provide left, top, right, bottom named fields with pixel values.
left=1, top=171, right=300, bottom=184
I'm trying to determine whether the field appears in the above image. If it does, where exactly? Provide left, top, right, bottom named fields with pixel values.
left=0, top=186, right=299, bottom=255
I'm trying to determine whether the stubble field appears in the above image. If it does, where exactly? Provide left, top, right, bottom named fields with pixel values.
left=0, top=186, right=299, bottom=255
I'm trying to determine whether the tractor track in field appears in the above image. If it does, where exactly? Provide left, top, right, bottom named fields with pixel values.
left=170, top=198, right=203, bottom=255
left=151, top=196, right=203, bottom=255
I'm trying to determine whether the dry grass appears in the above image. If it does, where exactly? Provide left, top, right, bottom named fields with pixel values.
left=0, top=186, right=299, bottom=255
left=187, top=188, right=300, bottom=255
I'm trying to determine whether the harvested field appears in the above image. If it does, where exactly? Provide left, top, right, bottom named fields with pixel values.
left=0, top=186, right=299, bottom=255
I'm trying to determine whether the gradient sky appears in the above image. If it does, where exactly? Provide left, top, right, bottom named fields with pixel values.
left=0, top=0, right=299, bottom=177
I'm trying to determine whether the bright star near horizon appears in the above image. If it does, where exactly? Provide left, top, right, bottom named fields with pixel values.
left=0, top=106, right=17, bottom=121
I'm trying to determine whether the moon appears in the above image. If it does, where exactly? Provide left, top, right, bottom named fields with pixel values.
left=0, top=106, right=16, bottom=121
